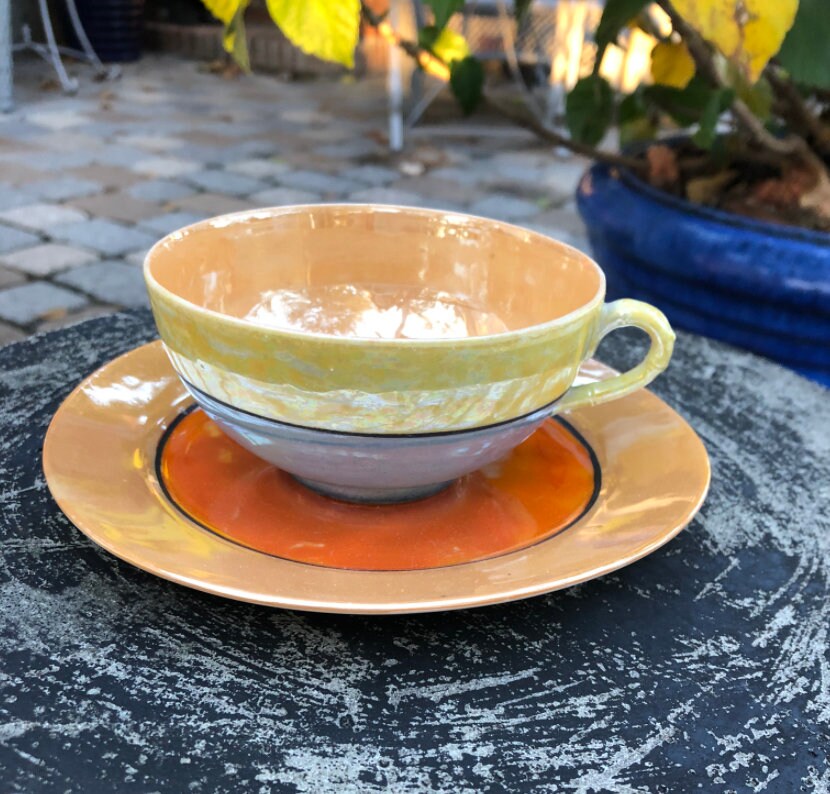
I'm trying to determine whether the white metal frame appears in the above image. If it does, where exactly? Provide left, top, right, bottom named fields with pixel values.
left=1, top=0, right=119, bottom=113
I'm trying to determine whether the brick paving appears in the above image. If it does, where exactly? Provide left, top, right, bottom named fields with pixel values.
left=0, top=54, right=589, bottom=343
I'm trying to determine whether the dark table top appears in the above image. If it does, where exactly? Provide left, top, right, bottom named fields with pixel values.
left=1, top=310, right=828, bottom=793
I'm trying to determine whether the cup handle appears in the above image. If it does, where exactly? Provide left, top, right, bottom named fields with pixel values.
left=555, top=299, right=676, bottom=414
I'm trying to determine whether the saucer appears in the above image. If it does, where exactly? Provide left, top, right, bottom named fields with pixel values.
left=43, top=341, right=709, bottom=614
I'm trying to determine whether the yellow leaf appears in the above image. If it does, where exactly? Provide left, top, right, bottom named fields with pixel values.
left=672, top=0, right=799, bottom=82
left=431, top=28, right=470, bottom=65
left=265, top=0, right=361, bottom=68
left=201, top=0, right=246, bottom=25
left=650, top=41, right=695, bottom=88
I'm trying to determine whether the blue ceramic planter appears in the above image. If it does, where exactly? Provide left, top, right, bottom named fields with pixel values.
left=577, top=162, right=830, bottom=387
left=74, top=0, right=145, bottom=62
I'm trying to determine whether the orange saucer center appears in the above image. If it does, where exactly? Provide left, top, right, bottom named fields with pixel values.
left=159, top=410, right=598, bottom=571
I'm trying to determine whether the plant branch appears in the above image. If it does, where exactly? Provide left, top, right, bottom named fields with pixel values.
left=483, top=93, right=648, bottom=171
left=657, top=3, right=720, bottom=84
left=362, top=1, right=647, bottom=171
left=360, top=2, right=384, bottom=28
left=765, top=66, right=830, bottom=155
left=656, top=0, right=826, bottom=170
left=362, top=1, right=646, bottom=170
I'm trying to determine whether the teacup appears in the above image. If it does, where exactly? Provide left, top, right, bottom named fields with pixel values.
left=144, top=204, right=674, bottom=503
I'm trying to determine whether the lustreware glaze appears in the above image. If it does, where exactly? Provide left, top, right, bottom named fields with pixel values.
left=144, top=205, right=675, bottom=501
left=187, top=382, right=560, bottom=503
left=160, top=409, right=597, bottom=570
left=42, top=342, right=710, bottom=614
left=144, top=205, right=675, bottom=432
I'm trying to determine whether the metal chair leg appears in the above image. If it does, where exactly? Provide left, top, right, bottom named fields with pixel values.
left=65, top=0, right=102, bottom=68
left=0, top=0, right=12, bottom=111
left=6, top=0, right=121, bottom=103
left=65, top=0, right=120, bottom=79
left=405, top=79, right=444, bottom=129
left=388, top=0, right=405, bottom=151
left=36, top=0, right=79, bottom=93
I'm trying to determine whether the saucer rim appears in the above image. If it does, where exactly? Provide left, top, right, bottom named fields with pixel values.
left=42, top=341, right=711, bottom=614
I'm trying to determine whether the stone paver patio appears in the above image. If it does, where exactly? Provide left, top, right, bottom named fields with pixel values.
left=0, top=54, right=589, bottom=345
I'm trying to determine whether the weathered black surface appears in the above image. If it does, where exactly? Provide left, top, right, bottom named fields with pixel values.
left=1, top=311, right=828, bottom=793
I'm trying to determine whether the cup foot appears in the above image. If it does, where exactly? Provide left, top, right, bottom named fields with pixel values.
left=293, top=476, right=454, bottom=505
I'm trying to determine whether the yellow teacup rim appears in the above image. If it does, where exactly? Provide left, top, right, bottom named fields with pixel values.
left=143, top=203, right=607, bottom=347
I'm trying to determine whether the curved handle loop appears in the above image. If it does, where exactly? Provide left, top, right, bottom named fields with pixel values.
left=555, top=299, right=675, bottom=414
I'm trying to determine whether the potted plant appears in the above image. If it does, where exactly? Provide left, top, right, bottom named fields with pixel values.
left=198, top=0, right=829, bottom=386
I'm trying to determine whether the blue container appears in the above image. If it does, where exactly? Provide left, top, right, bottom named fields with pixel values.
left=577, top=162, right=830, bottom=386
left=74, top=0, right=145, bottom=62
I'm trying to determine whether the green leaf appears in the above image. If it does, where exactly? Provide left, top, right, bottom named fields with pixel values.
left=593, top=0, right=649, bottom=69
left=715, top=64, right=769, bottom=127
left=418, top=25, right=440, bottom=51
left=200, top=0, right=250, bottom=68
left=618, top=90, right=645, bottom=125
left=224, top=4, right=250, bottom=71
left=643, top=76, right=733, bottom=145
left=618, top=91, right=656, bottom=145
left=265, top=0, right=361, bottom=68
left=643, top=76, right=721, bottom=126
left=735, top=74, right=773, bottom=122
left=566, top=74, right=614, bottom=145
left=424, top=0, right=465, bottom=31
left=449, top=56, right=484, bottom=115
left=692, top=89, right=733, bottom=148
left=778, top=0, right=830, bottom=89
left=515, top=0, right=534, bottom=22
